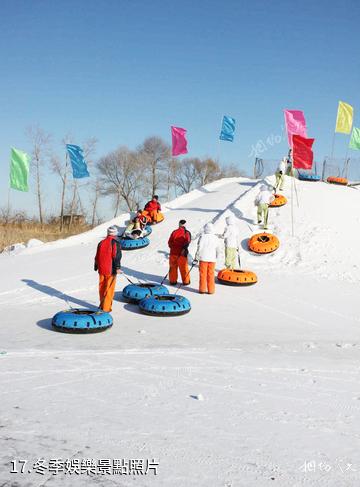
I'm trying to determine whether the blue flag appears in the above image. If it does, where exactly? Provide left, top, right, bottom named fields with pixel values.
left=66, top=144, right=90, bottom=178
left=219, top=115, right=236, bottom=142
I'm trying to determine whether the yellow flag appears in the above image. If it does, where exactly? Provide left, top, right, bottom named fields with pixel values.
left=335, top=101, right=353, bottom=134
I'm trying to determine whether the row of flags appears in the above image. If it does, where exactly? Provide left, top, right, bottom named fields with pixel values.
left=8, top=102, right=359, bottom=192
left=171, top=115, right=236, bottom=156
left=334, top=100, right=360, bottom=149
left=336, top=101, right=360, bottom=149
left=283, top=109, right=313, bottom=170
left=11, top=119, right=235, bottom=191
left=283, top=101, right=359, bottom=170
left=9, top=144, right=89, bottom=192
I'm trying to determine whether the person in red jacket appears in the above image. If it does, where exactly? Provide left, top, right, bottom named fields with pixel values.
left=144, top=195, right=164, bottom=224
left=168, top=219, right=191, bottom=285
left=94, top=226, right=122, bottom=312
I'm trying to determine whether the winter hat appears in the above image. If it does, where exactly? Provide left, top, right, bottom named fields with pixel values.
left=225, top=215, right=235, bottom=225
left=107, top=226, right=118, bottom=236
left=204, top=223, right=214, bottom=234
left=179, top=219, right=186, bottom=225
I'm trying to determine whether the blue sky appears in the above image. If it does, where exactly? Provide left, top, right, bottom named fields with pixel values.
left=0, top=0, right=359, bottom=219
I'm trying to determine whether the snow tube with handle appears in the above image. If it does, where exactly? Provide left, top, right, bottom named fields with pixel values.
left=143, top=225, right=152, bottom=237
left=248, top=233, right=280, bottom=254
left=122, top=283, right=169, bottom=303
left=269, top=194, right=287, bottom=207
left=217, top=269, right=257, bottom=286
left=298, top=172, right=320, bottom=182
left=52, top=309, right=113, bottom=334
left=120, top=236, right=150, bottom=250
left=139, top=294, right=191, bottom=316
left=327, top=176, right=348, bottom=186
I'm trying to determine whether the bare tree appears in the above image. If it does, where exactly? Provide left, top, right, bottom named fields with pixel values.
left=51, top=133, right=73, bottom=231
left=68, top=137, right=97, bottom=227
left=97, top=146, right=144, bottom=216
left=219, top=162, right=246, bottom=178
left=164, top=158, right=179, bottom=200
left=173, top=158, right=201, bottom=194
left=0, top=205, right=12, bottom=224
left=138, top=136, right=171, bottom=196
left=89, top=178, right=102, bottom=227
left=195, top=158, right=222, bottom=186
left=26, top=126, right=51, bottom=225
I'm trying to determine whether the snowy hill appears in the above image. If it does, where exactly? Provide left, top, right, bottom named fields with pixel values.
left=1, top=176, right=359, bottom=486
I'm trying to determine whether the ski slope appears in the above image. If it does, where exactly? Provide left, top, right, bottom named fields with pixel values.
left=1, top=176, right=359, bottom=486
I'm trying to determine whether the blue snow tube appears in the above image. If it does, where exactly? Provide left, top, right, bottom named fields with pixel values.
left=120, top=236, right=150, bottom=250
left=122, top=283, right=169, bottom=303
left=139, top=294, right=191, bottom=316
left=298, top=172, right=320, bottom=182
left=143, top=225, right=152, bottom=237
left=52, top=309, right=113, bottom=334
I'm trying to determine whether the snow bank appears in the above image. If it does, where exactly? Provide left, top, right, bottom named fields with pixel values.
left=26, top=238, right=44, bottom=248
left=1, top=242, right=26, bottom=255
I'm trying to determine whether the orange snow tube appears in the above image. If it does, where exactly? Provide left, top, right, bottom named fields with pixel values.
left=217, top=269, right=257, bottom=286
left=248, top=233, right=280, bottom=254
left=269, top=194, right=287, bottom=207
left=140, top=211, right=152, bottom=224
left=143, top=210, right=165, bottom=224
left=327, top=176, right=348, bottom=186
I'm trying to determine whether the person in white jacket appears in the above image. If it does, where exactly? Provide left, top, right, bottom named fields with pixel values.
left=194, top=223, right=221, bottom=294
left=275, top=157, right=286, bottom=191
left=221, top=215, right=241, bottom=270
left=254, top=185, right=275, bottom=230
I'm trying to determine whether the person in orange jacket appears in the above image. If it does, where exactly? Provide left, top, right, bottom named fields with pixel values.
left=94, top=226, right=122, bottom=312
left=144, top=195, right=164, bottom=224
left=168, top=219, right=191, bottom=285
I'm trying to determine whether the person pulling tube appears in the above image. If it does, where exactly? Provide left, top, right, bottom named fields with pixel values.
left=275, top=157, right=286, bottom=192
left=254, top=185, right=275, bottom=231
left=193, top=223, right=221, bottom=294
left=220, top=215, right=241, bottom=270
left=94, top=226, right=122, bottom=312
left=168, top=219, right=192, bottom=285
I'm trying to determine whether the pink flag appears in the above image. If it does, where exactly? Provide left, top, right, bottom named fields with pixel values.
left=171, top=126, right=188, bottom=156
left=284, top=110, right=307, bottom=146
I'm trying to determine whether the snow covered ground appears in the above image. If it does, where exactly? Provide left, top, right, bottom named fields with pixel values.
left=1, top=176, right=359, bottom=486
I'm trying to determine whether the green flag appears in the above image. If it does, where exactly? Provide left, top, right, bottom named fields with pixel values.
left=349, top=127, right=360, bottom=150
left=10, top=147, right=30, bottom=192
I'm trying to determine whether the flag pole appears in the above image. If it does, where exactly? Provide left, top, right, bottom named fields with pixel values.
left=290, top=136, right=296, bottom=236
left=7, top=188, right=11, bottom=220
left=291, top=163, right=295, bottom=237
left=293, top=176, right=299, bottom=208
left=330, top=132, right=336, bottom=163
left=330, top=103, right=338, bottom=167
left=218, top=116, right=222, bottom=164
left=343, top=147, right=350, bottom=178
